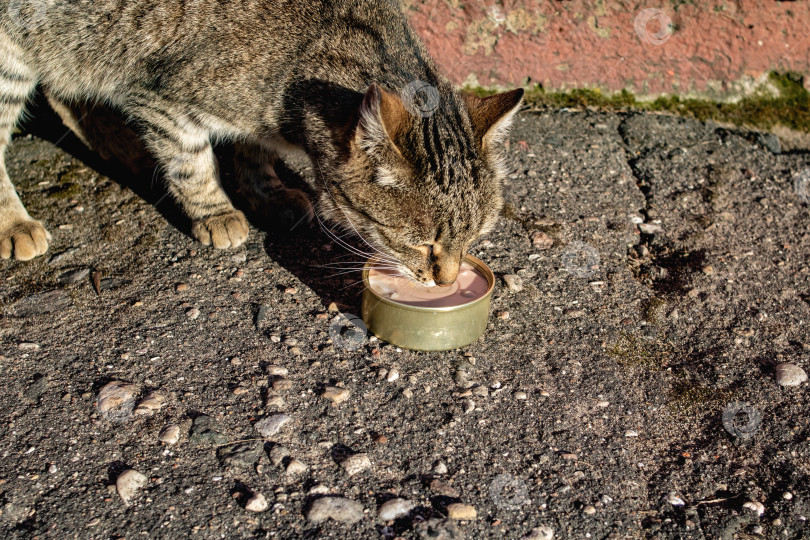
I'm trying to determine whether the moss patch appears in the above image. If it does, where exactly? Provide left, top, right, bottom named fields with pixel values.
left=608, top=332, right=676, bottom=370
left=468, top=71, right=810, bottom=134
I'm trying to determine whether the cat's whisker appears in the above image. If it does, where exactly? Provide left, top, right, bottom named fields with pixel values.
left=310, top=156, right=402, bottom=266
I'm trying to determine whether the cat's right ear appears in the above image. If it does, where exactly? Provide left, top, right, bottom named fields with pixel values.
left=356, top=83, right=409, bottom=154
left=463, top=88, right=525, bottom=147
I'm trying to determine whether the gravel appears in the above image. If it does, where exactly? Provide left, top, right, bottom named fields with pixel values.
left=4, top=107, right=810, bottom=539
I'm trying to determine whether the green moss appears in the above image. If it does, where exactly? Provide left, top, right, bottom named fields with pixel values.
left=468, top=71, right=810, bottom=133
left=46, top=182, right=81, bottom=199
left=608, top=332, right=675, bottom=369
left=669, top=378, right=732, bottom=415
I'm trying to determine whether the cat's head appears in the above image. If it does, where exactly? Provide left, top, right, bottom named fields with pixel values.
left=320, top=83, right=523, bottom=285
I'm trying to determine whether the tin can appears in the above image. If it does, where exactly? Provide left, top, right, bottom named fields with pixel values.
left=361, top=255, right=495, bottom=351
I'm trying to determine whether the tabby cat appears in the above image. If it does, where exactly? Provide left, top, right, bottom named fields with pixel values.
left=0, top=0, right=522, bottom=286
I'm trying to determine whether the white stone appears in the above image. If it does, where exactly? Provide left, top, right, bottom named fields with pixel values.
left=743, top=501, right=765, bottom=516
left=522, top=526, right=554, bottom=540
left=255, top=414, right=291, bottom=437
left=158, top=424, right=181, bottom=445
left=341, top=453, right=371, bottom=476
left=116, top=469, right=147, bottom=505
left=245, top=493, right=269, bottom=512
left=775, top=363, right=807, bottom=387
left=378, top=498, right=416, bottom=520
left=306, top=496, right=364, bottom=524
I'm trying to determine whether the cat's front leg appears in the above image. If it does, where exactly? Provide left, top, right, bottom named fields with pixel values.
left=0, top=62, right=50, bottom=260
left=132, top=106, right=248, bottom=249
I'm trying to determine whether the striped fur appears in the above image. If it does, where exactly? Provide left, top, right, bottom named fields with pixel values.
left=0, top=1, right=522, bottom=284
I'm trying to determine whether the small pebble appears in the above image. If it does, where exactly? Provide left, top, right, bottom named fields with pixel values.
left=582, top=505, right=596, bottom=515
left=432, top=461, right=448, bottom=475
left=666, top=493, right=686, bottom=506
left=531, top=231, right=554, bottom=250
left=446, top=503, right=477, bottom=520
left=625, top=430, right=639, bottom=437
left=158, top=424, right=181, bottom=445
left=497, top=310, right=510, bottom=320
left=430, top=479, right=459, bottom=497
left=270, top=335, right=281, bottom=343
left=97, top=381, right=138, bottom=415
left=783, top=492, right=793, bottom=500
left=175, top=283, right=189, bottom=292
left=265, top=395, right=285, bottom=409
left=134, top=392, right=165, bottom=416
left=638, top=223, right=662, bottom=234
left=701, top=265, right=714, bottom=276
left=775, top=363, right=807, bottom=387
left=286, top=459, right=308, bottom=475
left=341, top=453, right=371, bottom=476
left=322, top=386, right=351, bottom=404
left=743, top=500, right=765, bottom=516
left=306, top=496, right=365, bottom=524
left=514, top=391, right=528, bottom=400
left=186, top=308, right=201, bottom=320
left=503, top=274, right=523, bottom=292
left=386, top=368, right=400, bottom=382
left=378, top=498, right=415, bottom=520
left=289, top=347, right=303, bottom=356
left=266, top=366, right=288, bottom=376
left=272, top=378, right=293, bottom=391
left=255, top=414, right=291, bottom=438
left=116, top=469, right=147, bottom=505
left=245, top=493, right=269, bottom=512
left=522, top=526, right=554, bottom=540
left=463, top=399, right=475, bottom=414
left=269, top=445, right=290, bottom=467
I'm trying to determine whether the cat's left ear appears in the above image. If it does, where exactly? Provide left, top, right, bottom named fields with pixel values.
left=463, top=88, right=525, bottom=147
left=357, top=83, right=409, bottom=154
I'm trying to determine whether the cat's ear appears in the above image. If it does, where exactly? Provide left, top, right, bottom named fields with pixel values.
left=463, top=88, right=525, bottom=146
left=357, top=83, right=409, bottom=153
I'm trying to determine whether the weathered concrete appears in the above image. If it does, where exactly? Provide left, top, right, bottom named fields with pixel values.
left=406, top=0, right=810, bottom=98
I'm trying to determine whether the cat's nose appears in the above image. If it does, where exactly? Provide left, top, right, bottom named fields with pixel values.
left=433, top=264, right=459, bottom=286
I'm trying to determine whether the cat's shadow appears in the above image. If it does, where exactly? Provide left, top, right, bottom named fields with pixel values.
left=20, top=90, right=364, bottom=310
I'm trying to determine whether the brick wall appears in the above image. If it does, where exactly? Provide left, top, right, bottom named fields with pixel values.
left=406, top=0, right=810, bottom=98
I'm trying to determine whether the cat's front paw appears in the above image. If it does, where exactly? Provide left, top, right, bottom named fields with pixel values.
left=191, top=210, right=249, bottom=249
left=0, top=219, right=51, bottom=261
